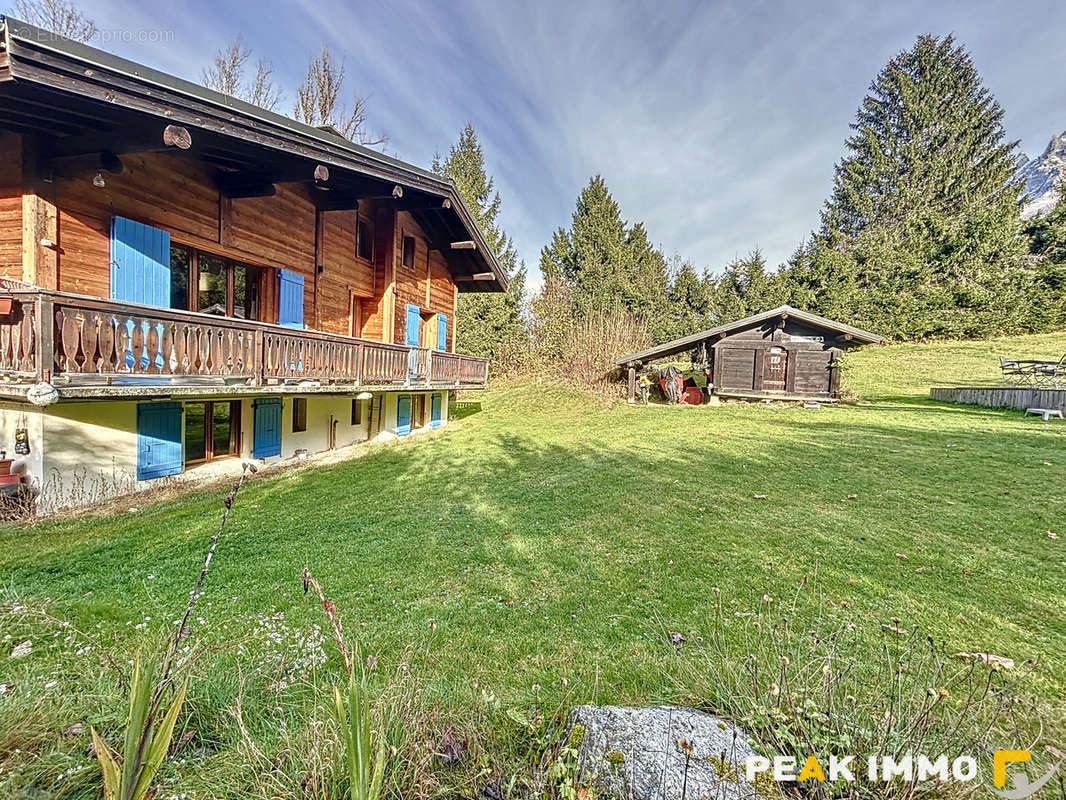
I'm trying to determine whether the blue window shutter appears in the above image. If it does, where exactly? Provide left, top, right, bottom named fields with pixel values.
left=437, top=314, right=447, bottom=351
left=405, top=304, right=420, bottom=347
left=137, top=402, right=183, bottom=480
left=111, top=216, right=171, bottom=307
left=430, top=394, right=442, bottom=428
left=396, top=395, right=411, bottom=436
left=253, top=397, right=282, bottom=458
left=278, top=269, right=305, bottom=328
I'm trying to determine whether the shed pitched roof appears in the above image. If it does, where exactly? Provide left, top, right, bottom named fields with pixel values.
left=614, top=305, right=884, bottom=365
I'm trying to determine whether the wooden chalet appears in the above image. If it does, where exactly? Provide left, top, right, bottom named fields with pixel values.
left=616, top=306, right=883, bottom=403
left=0, top=18, right=506, bottom=512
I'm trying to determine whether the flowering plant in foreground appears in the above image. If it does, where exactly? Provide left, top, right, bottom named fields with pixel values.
left=302, top=567, right=387, bottom=800
left=90, top=463, right=257, bottom=800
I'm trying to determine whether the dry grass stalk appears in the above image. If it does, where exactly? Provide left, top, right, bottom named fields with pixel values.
left=301, top=567, right=353, bottom=675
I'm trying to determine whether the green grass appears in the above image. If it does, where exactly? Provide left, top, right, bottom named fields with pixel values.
left=2, top=333, right=1066, bottom=797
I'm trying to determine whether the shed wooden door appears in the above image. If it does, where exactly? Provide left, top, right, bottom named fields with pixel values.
left=763, top=348, right=788, bottom=392
left=717, top=348, right=757, bottom=391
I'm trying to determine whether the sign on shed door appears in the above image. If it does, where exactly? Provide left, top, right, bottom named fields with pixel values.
left=763, top=348, right=788, bottom=391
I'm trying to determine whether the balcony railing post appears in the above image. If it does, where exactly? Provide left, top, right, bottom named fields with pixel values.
left=35, top=295, right=53, bottom=382
left=252, top=328, right=264, bottom=387
left=355, top=342, right=364, bottom=386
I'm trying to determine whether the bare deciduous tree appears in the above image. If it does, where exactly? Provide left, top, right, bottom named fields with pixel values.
left=202, top=38, right=282, bottom=112
left=13, top=0, right=97, bottom=42
left=293, top=47, right=386, bottom=149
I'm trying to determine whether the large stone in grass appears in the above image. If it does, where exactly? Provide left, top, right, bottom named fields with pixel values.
left=568, top=705, right=767, bottom=800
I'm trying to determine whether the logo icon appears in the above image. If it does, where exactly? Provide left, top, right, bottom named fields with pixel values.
left=992, top=750, right=1061, bottom=799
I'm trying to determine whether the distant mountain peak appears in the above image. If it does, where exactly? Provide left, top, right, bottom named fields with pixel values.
left=1021, top=129, right=1066, bottom=219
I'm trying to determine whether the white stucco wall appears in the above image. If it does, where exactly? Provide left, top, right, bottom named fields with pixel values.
left=36, top=400, right=140, bottom=513
left=0, top=389, right=450, bottom=515
left=279, top=395, right=370, bottom=458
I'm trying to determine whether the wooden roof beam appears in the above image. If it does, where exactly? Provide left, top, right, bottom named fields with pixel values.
left=394, top=196, right=451, bottom=212
left=221, top=181, right=277, bottom=199
left=42, top=123, right=192, bottom=160
left=451, top=240, right=476, bottom=250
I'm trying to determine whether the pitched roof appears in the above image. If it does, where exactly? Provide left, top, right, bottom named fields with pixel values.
left=0, top=16, right=506, bottom=292
left=614, top=305, right=884, bottom=365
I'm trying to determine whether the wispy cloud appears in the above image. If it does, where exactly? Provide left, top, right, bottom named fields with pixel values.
left=61, top=0, right=1066, bottom=287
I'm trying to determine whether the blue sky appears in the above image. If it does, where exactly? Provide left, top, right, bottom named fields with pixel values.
left=43, top=0, right=1066, bottom=286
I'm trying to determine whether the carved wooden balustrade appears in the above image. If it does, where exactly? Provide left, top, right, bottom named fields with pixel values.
left=0, top=298, right=37, bottom=377
left=0, top=288, right=490, bottom=391
left=431, top=351, right=490, bottom=385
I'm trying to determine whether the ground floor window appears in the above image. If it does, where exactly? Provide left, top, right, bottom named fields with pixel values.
left=185, top=401, right=241, bottom=464
left=351, top=398, right=362, bottom=425
left=292, top=398, right=308, bottom=432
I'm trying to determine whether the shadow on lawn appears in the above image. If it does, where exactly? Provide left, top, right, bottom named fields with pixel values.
left=3, top=398, right=1062, bottom=635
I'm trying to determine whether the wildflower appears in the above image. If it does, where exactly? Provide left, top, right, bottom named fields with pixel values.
left=779, top=656, right=790, bottom=666
left=768, top=683, right=780, bottom=696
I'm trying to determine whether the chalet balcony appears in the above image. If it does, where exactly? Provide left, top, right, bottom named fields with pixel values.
left=0, top=287, right=490, bottom=399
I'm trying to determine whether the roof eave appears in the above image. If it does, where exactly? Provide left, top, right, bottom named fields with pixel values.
left=614, top=305, right=883, bottom=365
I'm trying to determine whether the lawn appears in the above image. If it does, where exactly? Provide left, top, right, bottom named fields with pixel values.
left=1, top=333, right=1065, bottom=798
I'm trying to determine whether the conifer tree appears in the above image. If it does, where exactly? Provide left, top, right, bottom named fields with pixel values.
left=821, top=34, right=1022, bottom=244
left=538, top=175, right=668, bottom=322
left=432, top=124, right=527, bottom=367
left=794, top=34, right=1034, bottom=338
left=663, top=258, right=715, bottom=340
left=710, top=249, right=785, bottom=321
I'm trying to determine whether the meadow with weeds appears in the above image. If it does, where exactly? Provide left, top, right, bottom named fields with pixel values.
left=1, top=333, right=1065, bottom=798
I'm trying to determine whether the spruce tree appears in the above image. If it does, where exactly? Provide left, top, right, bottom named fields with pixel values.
left=805, top=34, right=1033, bottom=338
left=822, top=34, right=1022, bottom=243
left=538, top=175, right=668, bottom=322
left=1024, top=179, right=1066, bottom=331
left=710, top=249, right=784, bottom=321
left=663, top=258, right=715, bottom=341
left=432, top=124, right=527, bottom=368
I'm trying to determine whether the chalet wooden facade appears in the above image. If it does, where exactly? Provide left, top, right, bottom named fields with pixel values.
left=616, top=306, right=883, bottom=403
left=0, top=18, right=505, bottom=513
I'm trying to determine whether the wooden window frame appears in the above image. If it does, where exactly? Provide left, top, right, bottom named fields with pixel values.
left=184, top=400, right=242, bottom=466
left=402, top=235, right=416, bottom=268
left=412, top=394, right=426, bottom=429
left=170, top=243, right=267, bottom=321
left=292, top=397, right=308, bottom=433
left=350, top=292, right=362, bottom=338
left=356, top=214, right=374, bottom=263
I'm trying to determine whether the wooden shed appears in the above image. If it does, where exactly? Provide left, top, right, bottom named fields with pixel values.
left=616, top=306, right=883, bottom=402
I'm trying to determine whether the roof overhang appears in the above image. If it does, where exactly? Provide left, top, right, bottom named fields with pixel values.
left=0, top=17, right=506, bottom=293
left=614, top=305, right=884, bottom=366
